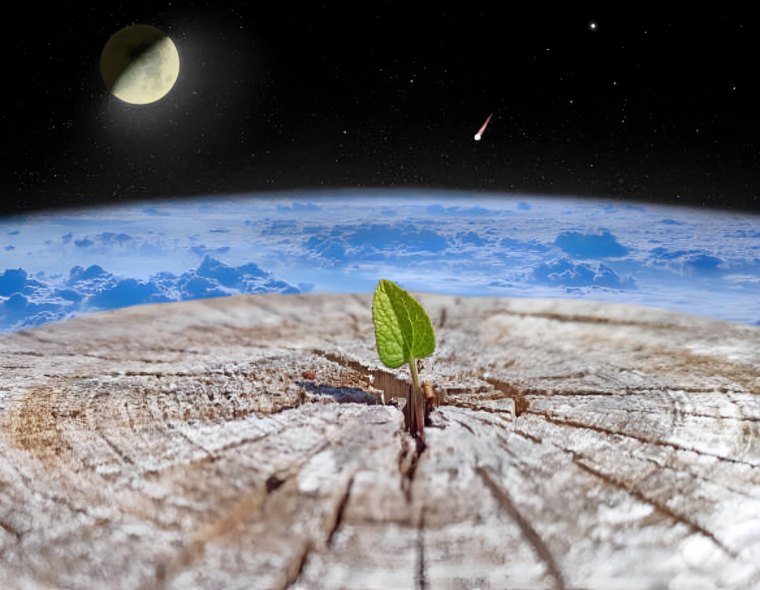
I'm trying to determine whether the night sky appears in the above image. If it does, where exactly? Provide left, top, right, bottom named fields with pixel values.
left=2, top=5, right=758, bottom=215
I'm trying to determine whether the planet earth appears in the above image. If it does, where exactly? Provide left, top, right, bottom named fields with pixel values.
left=0, top=190, right=758, bottom=334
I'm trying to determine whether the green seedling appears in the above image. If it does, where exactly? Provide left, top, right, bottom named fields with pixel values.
left=372, top=279, right=435, bottom=440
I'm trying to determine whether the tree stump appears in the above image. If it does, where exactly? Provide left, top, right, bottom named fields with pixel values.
left=0, top=294, right=758, bottom=589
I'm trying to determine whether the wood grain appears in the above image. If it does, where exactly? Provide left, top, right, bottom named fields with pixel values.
left=0, top=294, right=758, bottom=589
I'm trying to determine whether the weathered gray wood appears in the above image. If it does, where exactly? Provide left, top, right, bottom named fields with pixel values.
left=0, top=294, right=758, bottom=589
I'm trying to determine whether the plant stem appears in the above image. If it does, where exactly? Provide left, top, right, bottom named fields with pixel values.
left=408, top=356, right=424, bottom=439
left=409, top=356, right=421, bottom=393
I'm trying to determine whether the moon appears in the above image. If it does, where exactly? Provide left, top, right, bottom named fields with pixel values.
left=100, top=24, right=180, bottom=105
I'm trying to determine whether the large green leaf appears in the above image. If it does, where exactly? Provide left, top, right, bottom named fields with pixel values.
left=372, top=279, right=436, bottom=369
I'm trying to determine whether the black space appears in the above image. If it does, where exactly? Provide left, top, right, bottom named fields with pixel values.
left=2, top=5, right=758, bottom=215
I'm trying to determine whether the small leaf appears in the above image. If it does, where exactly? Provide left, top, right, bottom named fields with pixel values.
left=372, top=279, right=435, bottom=369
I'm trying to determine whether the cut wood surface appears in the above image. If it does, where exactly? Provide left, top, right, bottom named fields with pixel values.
left=1, top=293, right=759, bottom=590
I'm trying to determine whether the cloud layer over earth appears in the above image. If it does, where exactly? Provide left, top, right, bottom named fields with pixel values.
left=1, top=193, right=758, bottom=332
left=0, top=257, right=298, bottom=332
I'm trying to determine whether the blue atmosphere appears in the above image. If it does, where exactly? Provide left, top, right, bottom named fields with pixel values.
left=1, top=191, right=758, bottom=333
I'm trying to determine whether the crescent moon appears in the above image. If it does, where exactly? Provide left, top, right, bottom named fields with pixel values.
left=100, top=24, right=180, bottom=105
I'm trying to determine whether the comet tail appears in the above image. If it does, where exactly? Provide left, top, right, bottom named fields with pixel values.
left=474, top=112, right=493, bottom=141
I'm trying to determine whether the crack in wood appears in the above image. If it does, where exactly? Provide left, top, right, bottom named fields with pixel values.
left=441, top=401, right=514, bottom=419
left=131, top=422, right=281, bottom=478
left=484, top=377, right=530, bottom=416
left=347, top=313, right=361, bottom=337
left=151, top=442, right=329, bottom=589
left=584, top=404, right=760, bottom=423
left=398, top=434, right=423, bottom=503
left=533, top=412, right=760, bottom=467
left=269, top=402, right=302, bottom=415
left=327, top=475, right=354, bottom=548
left=416, top=510, right=428, bottom=590
left=282, top=541, right=313, bottom=590
left=638, top=451, right=760, bottom=500
left=317, top=351, right=411, bottom=402
left=264, top=441, right=331, bottom=495
left=545, top=385, right=693, bottom=399
left=172, top=429, right=216, bottom=461
left=138, top=430, right=275, bottom=478
left=316, top=350, right=439, bottom=439
left=512, top=428, right=543, bottom=444
left=317, top=350, right=526, bottom=428
left=265, top=474, right=285, bottom=494
left=519, top=419, right=758, bottom=502
left=0, top=518, right=23, bottom=542
left=95, top=428, right=135, bottom=466
left=571, top=456, right=739, bottom=559
left=298, top=381, right=380, bottom=405
left=505, top=429, right=746, bottom=559
left=150, top=482, right=267, bottom=588
left=115, top=370, right=194, bottom=377
left=476, top=466, right=567, bottom=590
left=448, top=416, right=476, bottom=435
left=437, top=306, right=447, bottom=329
left=202, top=429, right=281, bottom=460
left=122, top=400, right=136, bottom=432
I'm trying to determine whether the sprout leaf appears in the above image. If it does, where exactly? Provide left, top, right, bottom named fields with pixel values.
left=372, top=279, right=435, bottom=369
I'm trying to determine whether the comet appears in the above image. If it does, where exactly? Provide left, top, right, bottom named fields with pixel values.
left=474, top=112, right=493, bottom=141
